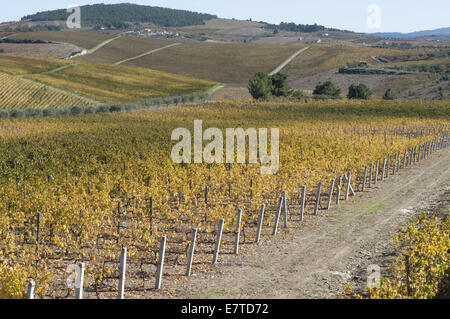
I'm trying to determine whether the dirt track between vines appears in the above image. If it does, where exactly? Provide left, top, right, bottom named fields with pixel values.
left=163, top=149, right=450, bottom=299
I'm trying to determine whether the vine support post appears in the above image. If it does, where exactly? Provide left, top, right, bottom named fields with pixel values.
left=186, top=229, right=198, bottom=276
left=282, top=191, right=288, bottom=228
left=155, top=236, right=167, bottom=290
left=272, top=196, right=283, bottom=235
left=345, top=172, right=352, bottom=201
left=212, top=219, right=224, bottom=264
left=26, top=280, right=35, bottom=299
left=375, top=160, right=379, bottom=185
left=327, top=179, right=335, bottom=210
left=75, top=263, right=85, bottom=299
left=118, top=247, right=127, bottom=299
left=386, top=153, right=390, bottom=178
left=234, top=209, right=243, bottom=254
left=314, top=182, right=322, bottom=215
left=362, top=167, right=367, bottom=192
left=256, top=204, right=265, bottom=243
left=300, top=186, right=306, bottom=221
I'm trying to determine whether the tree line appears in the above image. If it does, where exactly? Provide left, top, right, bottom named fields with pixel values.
left=248, top=72, right=401, bottom=100
left=22, top=3, right=218, bottom=28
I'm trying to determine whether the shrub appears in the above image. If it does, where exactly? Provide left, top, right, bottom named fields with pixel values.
left=70, top=106, right=82, bottom=115
left=290, top=90, right=305, bottom=100
left=383, top=88, right=397, bottom=100
left=109, top=105, right=123, bottom=112
left=43, top=108, right=56, bottom=117
left=347, top=83, right=372, bottom=100
left=248, top=72, right=273, bottom=99
left=270, top=73, right=290, bottom=97
left=9, top=109, right=25, bottom=118
left=313, top=80, right=341, bottom=98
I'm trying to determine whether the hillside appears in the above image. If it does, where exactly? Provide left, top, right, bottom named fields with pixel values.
left=0, top=54, right=217, bottom=106
left=372, top=27, right=450, bottom=39
left=22, top=3, right=217, bottom=28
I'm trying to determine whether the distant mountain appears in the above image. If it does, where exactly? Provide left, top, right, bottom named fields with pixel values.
left=21, top=3, right=217, bottom=28
left=371, top=27, right=450, bottom=39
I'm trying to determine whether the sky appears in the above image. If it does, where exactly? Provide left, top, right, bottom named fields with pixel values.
left=1, top=0, right=449, bottom=33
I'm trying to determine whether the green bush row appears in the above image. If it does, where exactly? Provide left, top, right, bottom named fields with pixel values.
left=0, top=93, right=209, bottom=119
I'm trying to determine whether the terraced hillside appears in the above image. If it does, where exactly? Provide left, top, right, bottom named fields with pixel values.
left=27, top=62, right=217, bottom=103
left=0, top=54, right=217, bottom=107
left=0, top=72, right=98, bottom=109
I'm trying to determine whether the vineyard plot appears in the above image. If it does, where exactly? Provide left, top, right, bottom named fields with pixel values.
left=0, top=100, right=448, bottom=299
left=0, top=73, right=98, bottom=109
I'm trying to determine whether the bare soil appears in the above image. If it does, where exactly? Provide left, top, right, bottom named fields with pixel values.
left=152, top=149, right=450, bottom=299
left=0, top=43, right=79, bottom=59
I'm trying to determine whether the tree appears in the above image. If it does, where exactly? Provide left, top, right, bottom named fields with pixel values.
left=313, top=81, right=341, bottom=98
left=347, top=83, right=372, bottom=100
left=383, top=88, right=397, bottom=100
left=270, top=73, right=289, bottom=97
left=248, top=72, right=273, bottom=99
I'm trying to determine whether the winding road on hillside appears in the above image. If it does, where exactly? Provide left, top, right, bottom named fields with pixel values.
left=114, top=42, right=181, bottom=65
left=269, top=46, right=310, bottom=75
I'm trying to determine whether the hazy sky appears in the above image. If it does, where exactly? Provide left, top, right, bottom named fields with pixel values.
left=2, top=0, right=449, bottom=33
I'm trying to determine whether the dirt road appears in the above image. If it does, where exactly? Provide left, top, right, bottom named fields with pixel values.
left=167, top=149, right=450, bottom=299
left=114, top=43, right=181, bottom=65
left=269, top=47, right=309, bottom=76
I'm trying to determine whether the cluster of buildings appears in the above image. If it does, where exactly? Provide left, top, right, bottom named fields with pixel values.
left=125, top=29, right=180, bottom=38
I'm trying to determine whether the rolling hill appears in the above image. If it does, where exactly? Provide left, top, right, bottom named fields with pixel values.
left=21, top=3, right=217, bottom=28
left=372, top=27, right=450, bottom=39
